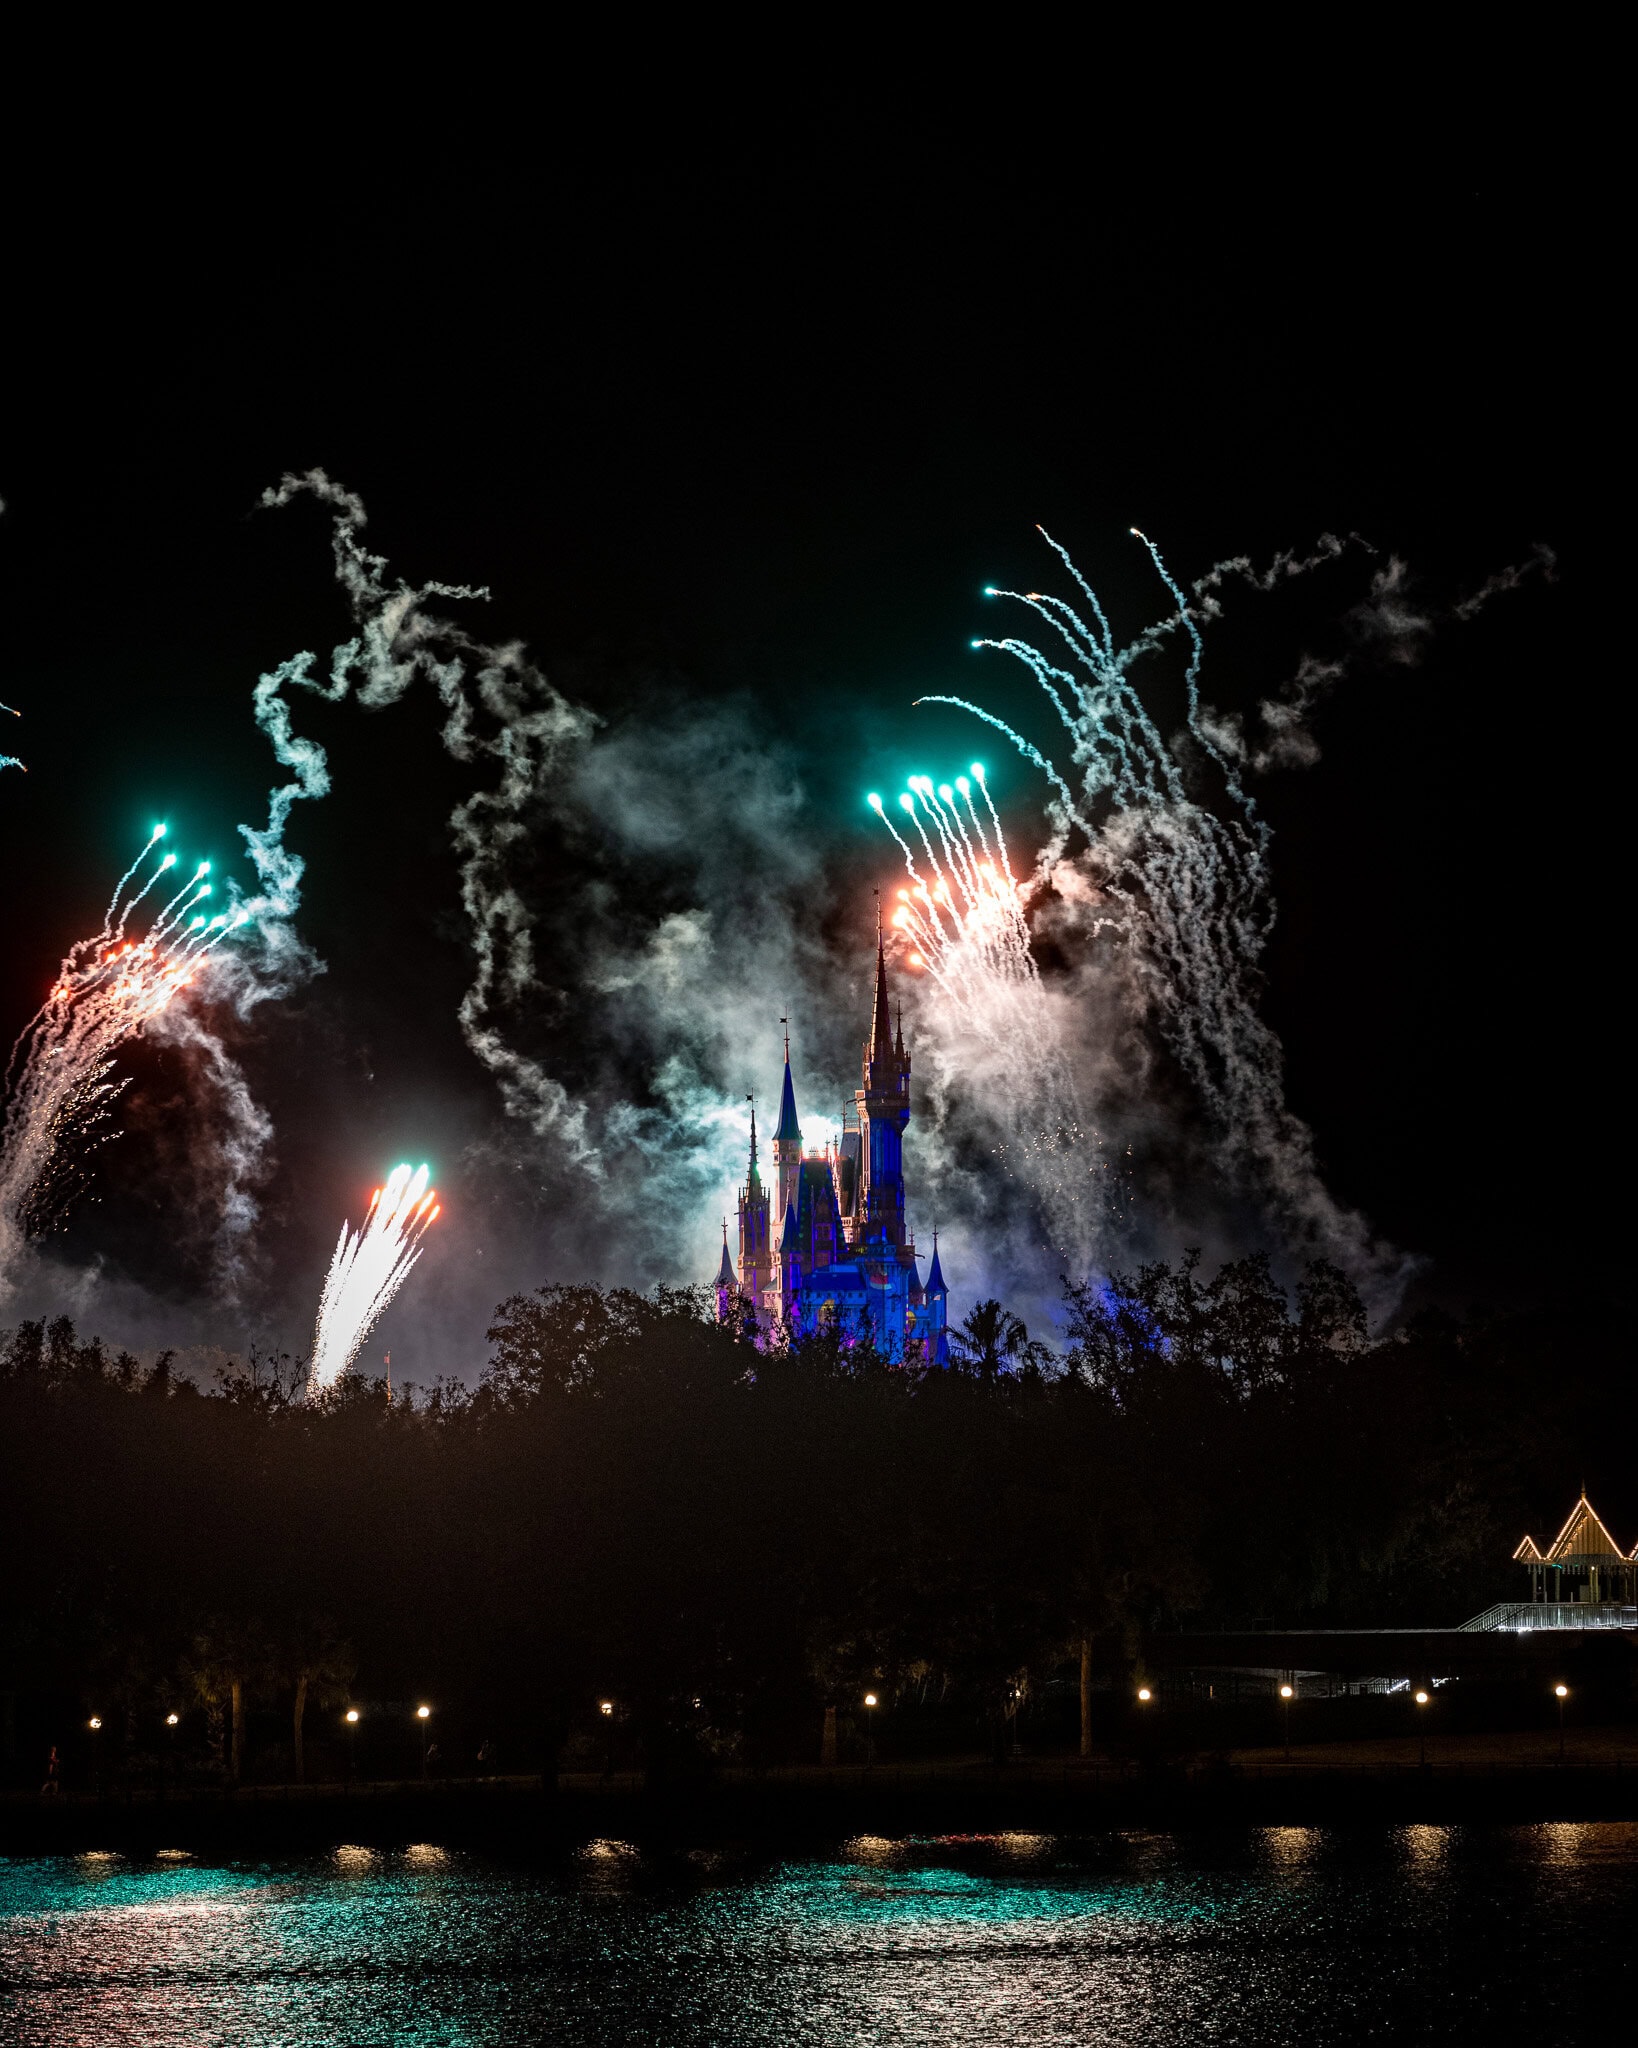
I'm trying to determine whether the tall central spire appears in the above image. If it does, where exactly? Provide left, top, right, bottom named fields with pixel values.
left=775, top=1045, right=802, bottom=1145
left=870, top=918, right=893, bottom=1061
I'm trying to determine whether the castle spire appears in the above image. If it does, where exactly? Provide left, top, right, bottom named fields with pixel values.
left=775, top=1037, right=801, bottom=1145
left=870, top=921, right=893, bottom=1061
left=926, top=1226, right=948, bottom=1296
left=745, top=1095, right=762, bottom=1197
left=717, top=1217, right=734, bottom=1289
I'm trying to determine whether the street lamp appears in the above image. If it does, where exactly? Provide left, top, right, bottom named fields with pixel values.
left=1279, top=1683, right=1294, bottom=1762
left=1554, top=1683, right=1568, bottom=1763
left=863, top=1692, right=878, bottom=1766
left=599, top=1699, right=615, bottom=1779
left=416, top=1705, right=432, bottom=1778
left=1414, top=1689, right=1430, bottom=1768
left=344, top=1708, right=359, bottom=1787
left=163, top=1712, right=179, bottom=1798
left=1136, top=1687, right=1152, bottom=1703
left=88, top=1716, right=103, bottom=1801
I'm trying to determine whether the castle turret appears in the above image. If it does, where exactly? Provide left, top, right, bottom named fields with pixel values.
left=855, top=930, right=910, bottom=1251
left=737, top=1103, right=771, bottom=1312
left=773, top=1030, right=803, bottom=1228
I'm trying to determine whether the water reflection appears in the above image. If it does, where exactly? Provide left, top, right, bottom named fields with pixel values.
left=1, top=1826, right=1635, bottom=2045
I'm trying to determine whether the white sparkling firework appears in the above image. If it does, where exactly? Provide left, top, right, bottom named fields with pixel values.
left=902, top=527, right=1394, bottom=1291
left=868, top=767, right=1107, bottom=1264
left=870, top=769, right=1038, bottom=1025
left=0, top=827, right=245, bottom=1284
left=309, top=1164, right=441, bottom=1394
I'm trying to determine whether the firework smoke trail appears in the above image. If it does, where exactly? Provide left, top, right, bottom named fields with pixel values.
left=909, top=528, right=1401, bottom=1296
left=0, top=828, right=247, bottom=1289
left=246, top=472, right=597, bottom=1162
left=309, top=1164, right=441, bottom=1393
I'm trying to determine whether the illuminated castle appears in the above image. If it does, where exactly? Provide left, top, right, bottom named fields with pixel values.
left=717, top=930, right=949, bottom=1361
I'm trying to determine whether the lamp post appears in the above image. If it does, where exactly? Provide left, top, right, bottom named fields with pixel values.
left=1414, top=1689, right=1430, bottom=1767
left=599, top=1699, right=615, bottom=1780
left=1279, top=1683, right=1294, bottom=1762
left=164, top=1712, right=179, bottom=1799
left=88, top=1716, right=103, bottom=1801
left=1554, top=1683, right=1568, bottom=1763
left=863, top=1692, right=878, bottom=1767
left=344, top=1708, right=359, bottom=1787
left=417, top=1705, right=431, bottom=1780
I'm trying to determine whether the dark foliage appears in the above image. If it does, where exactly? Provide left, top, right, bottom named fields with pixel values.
left=1, top=1268, right=1627, bottom=1782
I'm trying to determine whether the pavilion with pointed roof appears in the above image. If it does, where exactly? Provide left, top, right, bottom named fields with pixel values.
left=715, top=926, right=949, bottom=1361
left=1513, top=1493, right=1637, bottom=1610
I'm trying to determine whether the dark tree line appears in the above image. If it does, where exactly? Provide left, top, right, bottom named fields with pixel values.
left=0, top=1261, right=1626, bottom=1782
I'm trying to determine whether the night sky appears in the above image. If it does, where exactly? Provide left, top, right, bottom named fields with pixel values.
left=0, top=122, right=1611, bottom=1378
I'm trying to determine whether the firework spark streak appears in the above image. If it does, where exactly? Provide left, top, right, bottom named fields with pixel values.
left=868, top=766, right=1110, bottom=1260
left=309, top=1164, right=441, bottom=1394
left=0, top=828, right=245, bottom=1280
left=902, top=527, right=1394, bottom=1287
left=870, top=769, right=1037, bottom=1023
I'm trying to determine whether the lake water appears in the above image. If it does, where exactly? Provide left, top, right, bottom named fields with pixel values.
left=3, top=1824, right=1633, bottom=2044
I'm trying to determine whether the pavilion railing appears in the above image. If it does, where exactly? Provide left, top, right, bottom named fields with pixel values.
left=1460, top=1602, right=1638, bottom=1632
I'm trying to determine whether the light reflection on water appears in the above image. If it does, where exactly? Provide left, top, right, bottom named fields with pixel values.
left=2, top=1825, right=1635, bottom=2045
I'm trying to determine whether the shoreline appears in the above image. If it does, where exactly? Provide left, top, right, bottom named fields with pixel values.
left=5, top=1751, right=1636, bottom=1855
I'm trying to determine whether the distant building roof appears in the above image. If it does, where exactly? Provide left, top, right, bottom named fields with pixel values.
left=1517, top=1493, right=1629, bottom=1567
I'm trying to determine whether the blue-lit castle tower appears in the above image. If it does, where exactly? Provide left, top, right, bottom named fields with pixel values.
left=717, top=932, right=949, bottom=1360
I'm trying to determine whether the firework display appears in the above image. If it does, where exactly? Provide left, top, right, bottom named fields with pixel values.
left=902, top=528, right=1379, bottom=1277
left=0, top=828, right=244, bottom=1279
left=870, top=768, right=1036, bottom=1016
left=309, top=1164, right=441, bottom=1394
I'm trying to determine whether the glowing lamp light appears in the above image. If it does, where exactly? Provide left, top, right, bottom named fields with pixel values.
left=599, top=1700, right=614, bottom=1717
left=863, top=1693, right=878, bottom=1708
left=1279, top=1685, right=1294, bottom=1700
left=417, top=1705, right=431, bottom=1720
left=88, top=1716, right=102, bottom=1730
left=1414, top=1690, right=1429, bottom=1706
left=1136, top=1688, right=1152, bottom=1703
left=166, top=1713, right=179, bottom=1727
left=345, top=1709, right=359, bottom=1724
left=1554, top=1684, right=1569, bottom=1699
